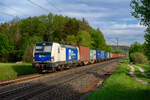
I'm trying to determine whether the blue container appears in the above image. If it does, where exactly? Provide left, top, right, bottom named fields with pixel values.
left=96, top=50, right=101, bottom=59
left=104, top=51, right=107, bottom=59
left=66, top=48, right=78, bottom=61
left=101, top=51, right=105, bottom=59
left=90, top=50, right=93, bottom=60
left=34, top=54, right=51, bottom=62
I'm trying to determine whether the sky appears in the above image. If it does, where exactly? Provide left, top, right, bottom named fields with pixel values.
left=0, top=0, right=146, bottom=46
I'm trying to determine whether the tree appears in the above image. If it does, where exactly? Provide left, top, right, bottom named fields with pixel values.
left=131, top=0, right=150, bottom=60
left=130, top=52, right=148, bottom=64
left=90, top=29, right=106, bottom=50
left=0, top=13, right=109, bottom=62
left=0, top=33, right=14, bottom=62
left=0, top=33, right=10, bottom=55
left=78, top=30, right=92, bottom=47
left=144, top=28, right=150, bottom=60
left=130, top=0, right=150, bottom=27
left=129, top=42, right=143, bottom=62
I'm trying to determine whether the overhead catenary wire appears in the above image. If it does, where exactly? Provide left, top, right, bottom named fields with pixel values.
left=46, top=0, right=62, bottom=13
left=0, top=11, right=16, bottom=17
left=106, top=37, right=119, bottom=46
left=27, top=0, right=50, bottom=12
left=0, top=1, right=27, bottom=17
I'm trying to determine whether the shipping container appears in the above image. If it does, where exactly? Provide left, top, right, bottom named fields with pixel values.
left=96, top=50, right=101, bottom=59
left=78, top=46, right=90, bottom=61
left=93, top=50, right=96, bottom=60
left=90, top=50, right=93, bottom=60
left=90, top=50, right=96, bottom=60
left=112, top=53, right=118, bottom=58
left=66, top=48, right=78, bottom=61
left=101, top=50, right=105, bottom=59
left=107, top=52, right=110, bottom=59
left=104, top=51, right=107, bottom=59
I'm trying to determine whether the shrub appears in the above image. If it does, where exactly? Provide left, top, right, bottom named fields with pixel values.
left=130, top=52, right=148, bottom=64
left=23, top=45, right=33, bottom=62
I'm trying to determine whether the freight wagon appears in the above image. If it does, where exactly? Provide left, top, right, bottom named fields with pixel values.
left=32, top=42, right=122, bottom=73
left=78, top=46, right=90, bottom=65
left=90, top=50, right=96, bottom=64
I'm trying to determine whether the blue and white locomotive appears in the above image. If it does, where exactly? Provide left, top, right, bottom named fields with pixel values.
left=32, top=42, right=79, bottom=72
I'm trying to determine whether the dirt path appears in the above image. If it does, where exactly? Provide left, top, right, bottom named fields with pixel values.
left=128, top=65, right=149, bottom=85
left=135, top=65, right=149, bottom=78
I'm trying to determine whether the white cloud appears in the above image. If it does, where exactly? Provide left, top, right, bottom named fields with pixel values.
left=111, top=24, right=145, bottom=29
left=0, top=0, right=146, bottom=45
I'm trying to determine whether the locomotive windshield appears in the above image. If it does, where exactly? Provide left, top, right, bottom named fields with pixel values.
left=34, top=42, right=52, bottom=53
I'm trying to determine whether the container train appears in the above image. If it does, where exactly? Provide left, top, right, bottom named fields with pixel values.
left=32, top=42, right=123, bottom=73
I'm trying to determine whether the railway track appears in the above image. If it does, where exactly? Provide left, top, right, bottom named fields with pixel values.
left=0, top=58, right=122, bottom=100
left=0, top=74, right=41, bottom=87
left=0, top=59, right=119, bottom=87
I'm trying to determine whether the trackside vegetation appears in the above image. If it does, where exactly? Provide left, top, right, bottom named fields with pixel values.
left=86, top=59, right=150, bottom=100
left=0, top=63, right=36, bottom=80
left=134, top=66, right=150, bottom=83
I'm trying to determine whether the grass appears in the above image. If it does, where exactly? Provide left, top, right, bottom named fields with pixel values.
left=134, top=66, right=150, bottom=83
left=86, top=59, right=150, bottom=100
left=0, top=63, right=37, bottom=80
left=136, top=64, right=150, bottom=77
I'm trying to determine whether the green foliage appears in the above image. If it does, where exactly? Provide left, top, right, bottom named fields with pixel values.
left=130, top=0, right=150, bottom=27
left=130, top=52, right=148, bottom=64
left=0, top=33, right=10, bottom=55
left=90, top=29, right=106, bottom=50
left=130, top=0, right=150, bottom=60
left=129, top=42, right=143, bottom=62
left=78, top=30, right=92, bottom=47
left=0, top=33, right=14, bottom=60
left=144, top=28, right=150, bottom=60
left=105, top=45, right=112, bottom=52
left=0, top=13, right=109, bottom=62
left=112, top=48, right=124, bottom=54
left=23, top=45, right=33, bottom=62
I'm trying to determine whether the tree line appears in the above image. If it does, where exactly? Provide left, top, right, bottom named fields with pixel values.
left=129, top=0, right=150, bottom=63
left=0, top=13, right=111, bottom=62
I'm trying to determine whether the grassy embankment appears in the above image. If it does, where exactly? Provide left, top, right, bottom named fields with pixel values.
left=0, top=63, right=37, bottom=80
left=87, top=59, right=150, bottom=100
left=136, top=64, right=150, bottom=77
left=134, top=64, right=150, bottom=83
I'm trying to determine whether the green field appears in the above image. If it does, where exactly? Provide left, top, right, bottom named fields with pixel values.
left=87, top=59, right=150, bottom=100
left=0, top=63, right=37, bottom=80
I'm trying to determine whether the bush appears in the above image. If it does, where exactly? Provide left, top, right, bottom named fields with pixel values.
left=130, top=52, right=148, bottom=64
left=23, top=45, right=33, bottom=62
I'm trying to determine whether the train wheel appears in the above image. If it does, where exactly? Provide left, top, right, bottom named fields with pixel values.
left=60, top=65, right=64, bottom=71
left=90, top=60, right=94, bottom=64
left=52, top=67, right=56, bottom=72
left=83, top=61, right=89, bottom=65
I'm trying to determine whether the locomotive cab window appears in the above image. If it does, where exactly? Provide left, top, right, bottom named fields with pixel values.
left=35, top=42, right=52, bottom=53
left=44, top=46, right=52, bottom=52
